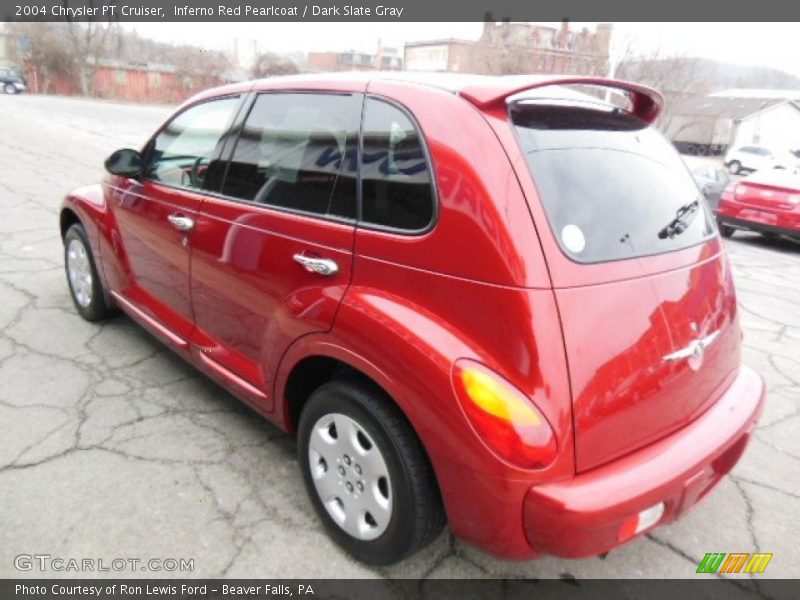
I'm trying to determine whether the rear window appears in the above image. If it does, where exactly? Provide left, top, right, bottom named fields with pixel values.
left=512, top=103, right=715, bottom=263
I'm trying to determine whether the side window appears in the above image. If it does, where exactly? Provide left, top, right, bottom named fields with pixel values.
left=144, top=96, right=240, bottom=191
left=222, top=93, right=360, bottom=219
left=361, top=98, right=434, bottom=231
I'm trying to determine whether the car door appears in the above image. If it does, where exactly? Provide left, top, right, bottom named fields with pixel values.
left=108, top=96, right=243, bottom=344
left=189, top=92, right=361, bottom=407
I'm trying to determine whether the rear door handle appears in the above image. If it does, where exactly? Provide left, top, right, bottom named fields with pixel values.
left=293, top=254, right=339, bottom=276
left=167, top=213, right=195, bottom=232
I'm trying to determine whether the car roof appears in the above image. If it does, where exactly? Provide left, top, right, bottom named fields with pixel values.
left=194, top=72, right=664, bottom=123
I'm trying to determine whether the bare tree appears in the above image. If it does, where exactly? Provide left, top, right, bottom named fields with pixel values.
left=62, top=1, right=116, bottom=96
left=5, top=22, right=77, bottom=93
left=250, top=52, right=299, bottom=78
left=613, top=38, right=713, bottom=135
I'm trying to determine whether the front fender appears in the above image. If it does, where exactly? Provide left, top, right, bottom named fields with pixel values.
left=60, top=182, right=112, bottom=284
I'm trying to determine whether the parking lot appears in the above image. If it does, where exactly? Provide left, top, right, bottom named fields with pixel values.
left=1, top=93, right=798, bottom=581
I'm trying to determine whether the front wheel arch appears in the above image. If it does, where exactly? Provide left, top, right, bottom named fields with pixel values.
left=60, top=208, right=82, bottom=240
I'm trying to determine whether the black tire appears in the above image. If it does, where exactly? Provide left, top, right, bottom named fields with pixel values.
left=3, top=83, right=17, bottom=95
left=64, top=223, right=117, bottom=321
left=727, top=160, right=741, bottom=175
left=717, top=220, right=735, bottom=238
left=298, top=379, right=445, bottom=565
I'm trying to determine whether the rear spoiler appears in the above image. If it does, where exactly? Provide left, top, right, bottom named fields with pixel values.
left=459, top=77, right=664, bottom=123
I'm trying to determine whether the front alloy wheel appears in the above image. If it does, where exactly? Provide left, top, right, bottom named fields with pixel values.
left=63, top=223, right=117, bottom=321
left=67, top=237, right=93, bottom=309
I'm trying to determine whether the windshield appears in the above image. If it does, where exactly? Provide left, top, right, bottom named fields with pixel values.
left=512, top=102, right=715, bottom=263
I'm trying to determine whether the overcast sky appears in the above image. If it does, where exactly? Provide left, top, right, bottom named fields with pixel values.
left=121, top=22, right=800, bottom=77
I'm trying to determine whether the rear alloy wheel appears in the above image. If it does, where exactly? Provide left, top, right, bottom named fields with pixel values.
left=727, top=160, right=741, bottom=175
left=298, top=379, right=445, bottom=565
left=717, top=220, right=735, bottom=238
left=64, top=224, right=117, bottom=321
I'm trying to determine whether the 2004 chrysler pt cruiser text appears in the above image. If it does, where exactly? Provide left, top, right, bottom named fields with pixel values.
left=60, top=72, right=766, bottom=565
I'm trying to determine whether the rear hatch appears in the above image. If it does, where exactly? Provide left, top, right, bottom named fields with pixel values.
left=511, top=99, right=742, bottom=472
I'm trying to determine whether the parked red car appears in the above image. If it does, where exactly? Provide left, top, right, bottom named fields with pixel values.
left=60, top=73, right=765, bottom=565
left=716, top=169, right=800, bottom=240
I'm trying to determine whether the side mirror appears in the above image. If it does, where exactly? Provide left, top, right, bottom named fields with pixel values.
left=104, top=148, right=142, bottom=178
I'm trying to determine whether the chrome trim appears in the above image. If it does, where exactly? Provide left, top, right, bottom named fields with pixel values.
left=167, top=214, right=195, bottom=231
left=663, top=330, right=721, bottom=362
left=293, top=254, right=339, bottom=276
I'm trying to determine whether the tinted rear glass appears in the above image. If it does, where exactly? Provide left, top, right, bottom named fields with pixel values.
left=512, top=103, right=714, bottom=263
left=361, top=98, right=435, bottom=231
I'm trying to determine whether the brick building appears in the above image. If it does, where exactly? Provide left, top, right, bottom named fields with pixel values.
left=24, top=60, right=226, bottom=104
left=405, top=22, right=612, bottom=76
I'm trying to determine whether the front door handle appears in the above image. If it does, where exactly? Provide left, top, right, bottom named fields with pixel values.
left=293, top=254, right=339, bottom=276
left=167, top=213, right=195, bottom=232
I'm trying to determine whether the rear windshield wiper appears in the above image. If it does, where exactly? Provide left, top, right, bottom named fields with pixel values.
left=658, top=199, right=700, bottom=239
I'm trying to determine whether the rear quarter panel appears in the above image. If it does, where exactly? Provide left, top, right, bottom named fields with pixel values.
left=275, top=86, right=573, bottom=557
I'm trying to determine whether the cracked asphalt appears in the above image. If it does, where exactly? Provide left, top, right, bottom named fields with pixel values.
left=1, top=94, right=798, bottom=581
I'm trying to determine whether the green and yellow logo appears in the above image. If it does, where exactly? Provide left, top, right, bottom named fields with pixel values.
left=696, top=552, right=773, bottom=574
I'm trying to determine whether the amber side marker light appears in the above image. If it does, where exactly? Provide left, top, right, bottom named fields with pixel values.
left=453, top=360, right=557, bottom=469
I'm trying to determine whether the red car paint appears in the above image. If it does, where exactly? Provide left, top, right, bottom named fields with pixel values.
left=716, top=170, right=800, bottom=238
left=60, top=74, right=765, bottom=560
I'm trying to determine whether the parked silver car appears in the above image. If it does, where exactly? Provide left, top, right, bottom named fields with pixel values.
left=683, top=156, right=731, bottom=209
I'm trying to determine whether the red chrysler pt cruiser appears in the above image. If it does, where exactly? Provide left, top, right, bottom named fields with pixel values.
left=60, top=73, right=765, bottom=565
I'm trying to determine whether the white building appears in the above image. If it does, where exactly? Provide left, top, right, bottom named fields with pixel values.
left=732, top=101, right=800, bottom=151
left=668, top=95, right=800, bottom=155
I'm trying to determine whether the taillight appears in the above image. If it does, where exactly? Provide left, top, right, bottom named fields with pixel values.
left=453, top=359, right=557, bottom=469
left=719, top=183, right=737, bottom=202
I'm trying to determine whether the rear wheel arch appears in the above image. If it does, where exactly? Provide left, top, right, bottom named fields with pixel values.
left=282, top=354, right=413, bottom=438
left=280, top=350, right=444, bottom=470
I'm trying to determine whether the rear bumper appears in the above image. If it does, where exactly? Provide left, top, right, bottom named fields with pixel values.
left=718, top=216, right=800, bottom=239
left=523, top=365, right=765, bottom=558
left=716, top=201, right=800, bottom=238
